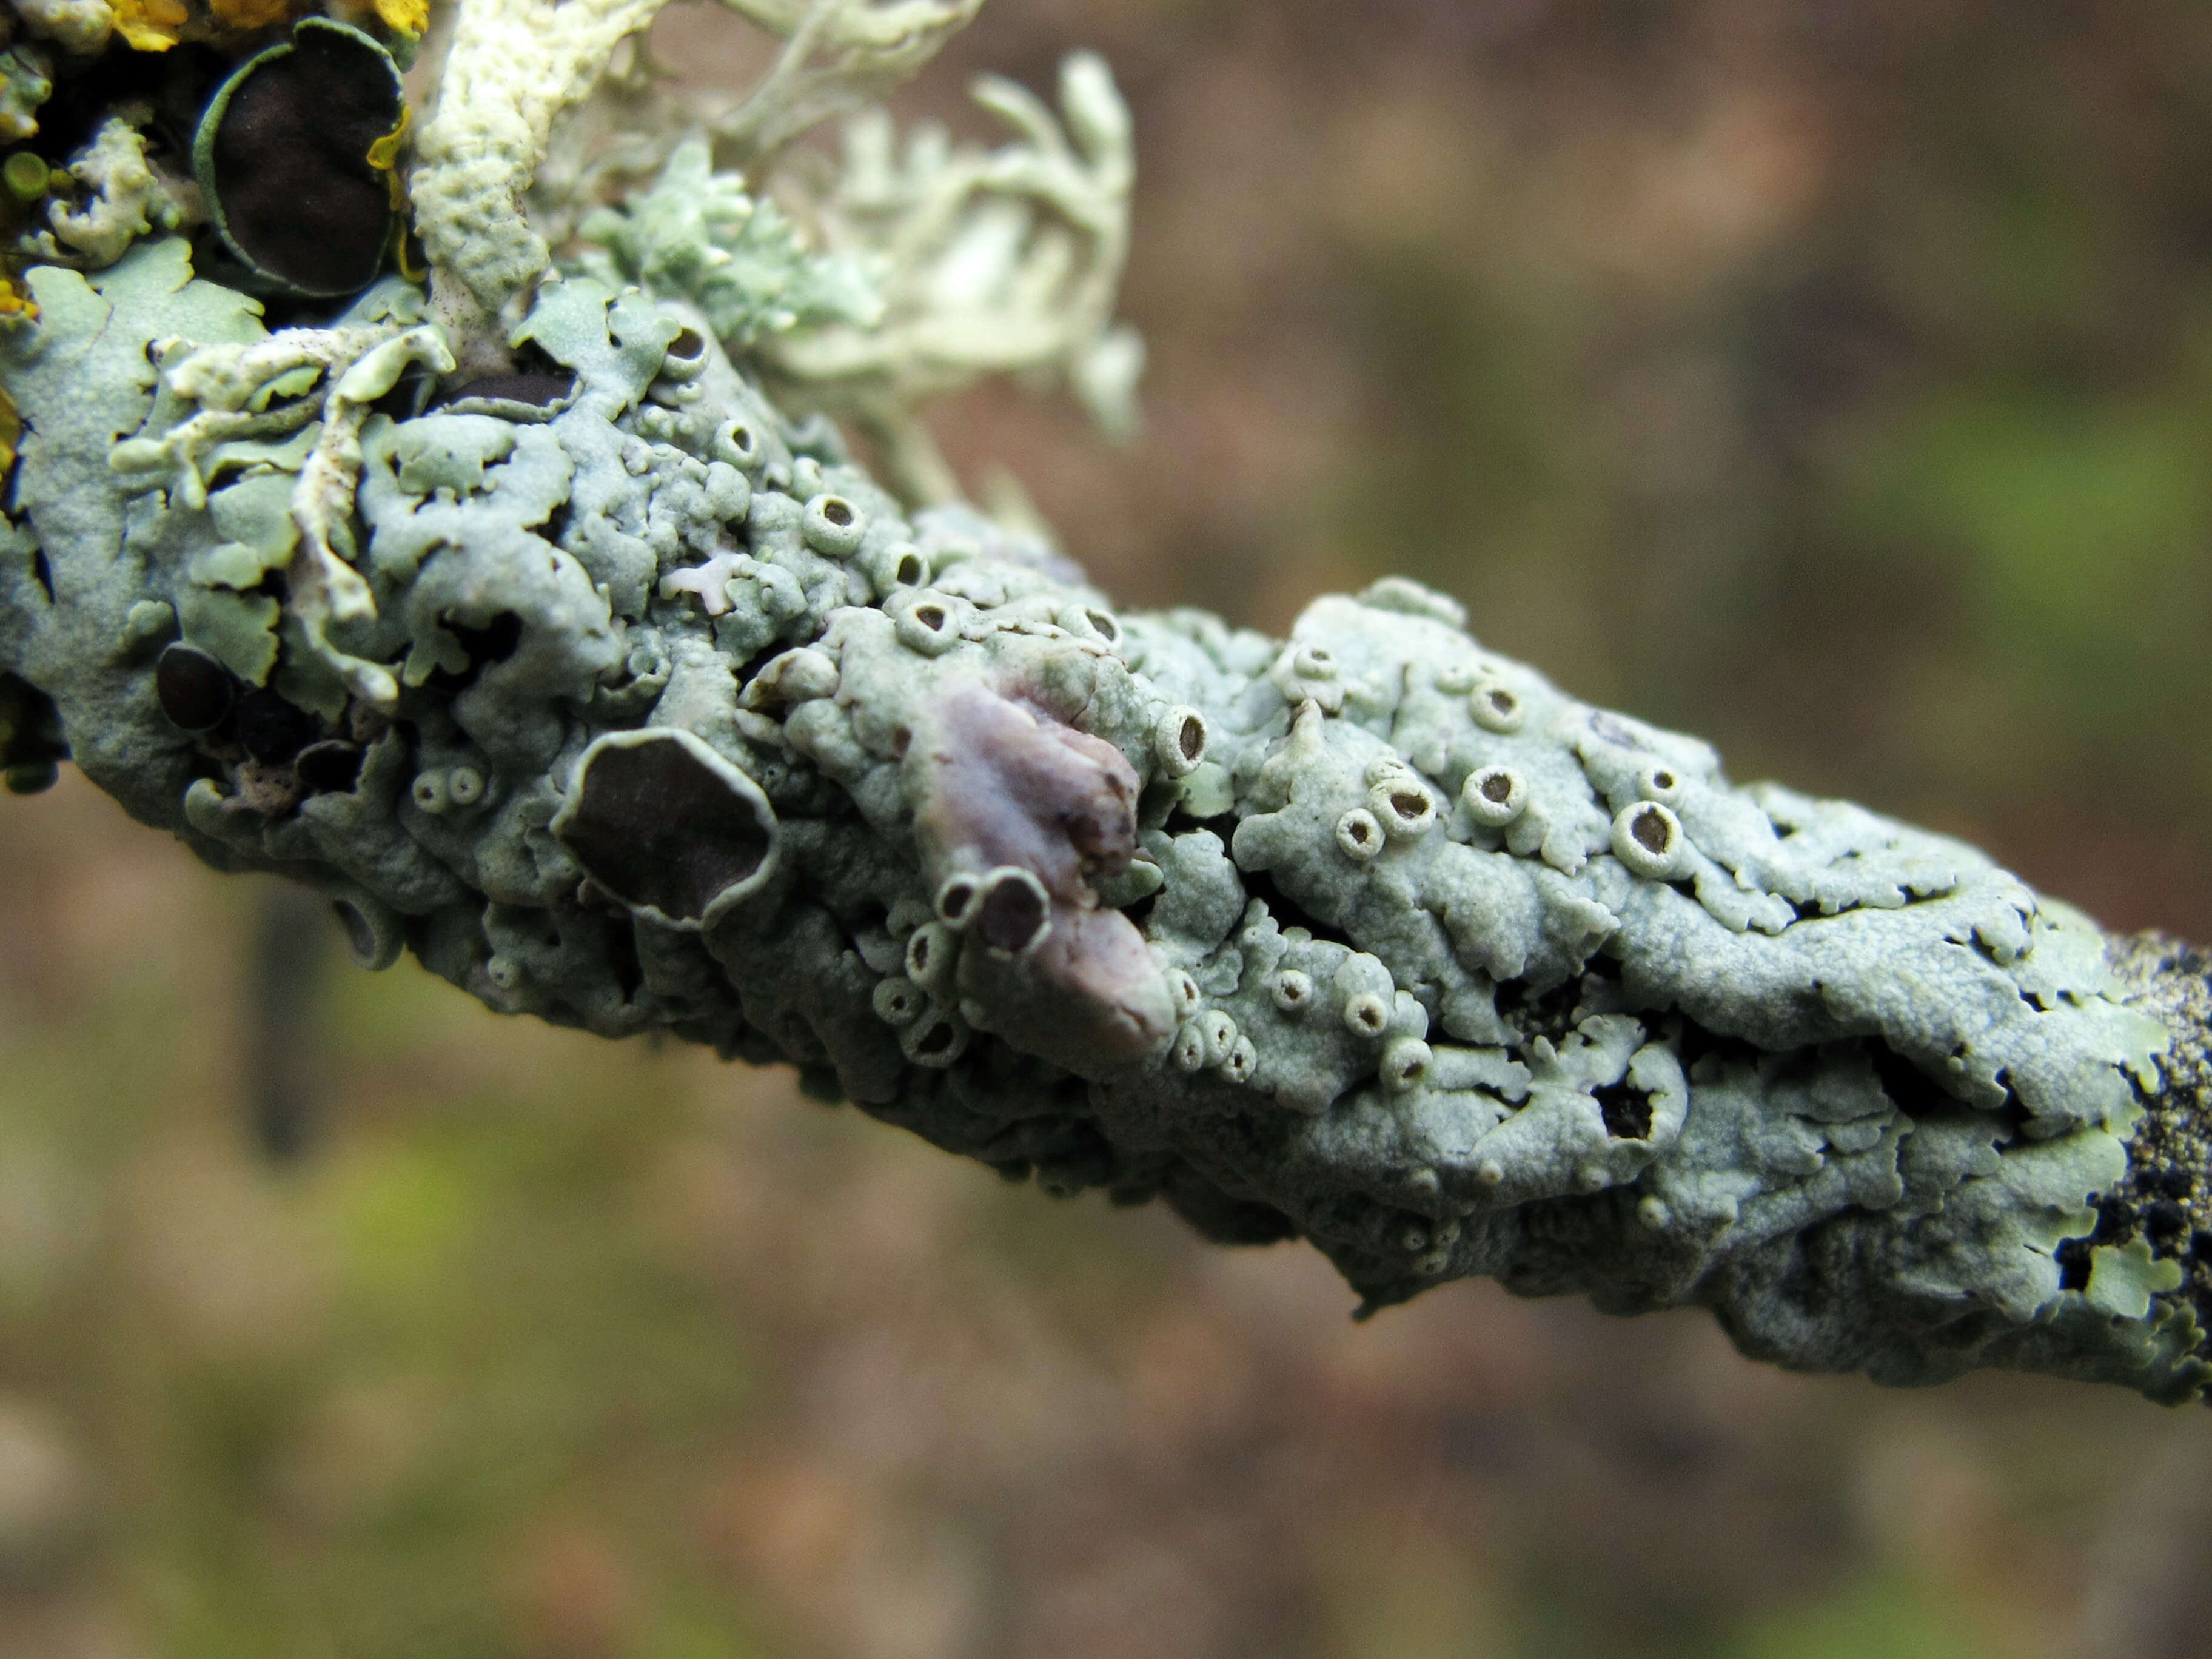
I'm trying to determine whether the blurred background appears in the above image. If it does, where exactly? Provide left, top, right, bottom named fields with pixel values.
left=9, top=0, right=2212, bottom=1653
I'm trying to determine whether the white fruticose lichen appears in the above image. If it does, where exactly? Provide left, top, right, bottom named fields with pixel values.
left=407, top=0, right=673, bottom=353
left=712, top=0, right=984, bottom=162
left=25, top=115, right=191, bottom=269
left=415, top=0, right=987, bottom=369
left=2, top=1, right=2208, bottom=1410
left=756, top=50, right=1141, bottom=501
left=555, top=42, right=1143, bottom=506
left=8, top=0, right=109, bottom=56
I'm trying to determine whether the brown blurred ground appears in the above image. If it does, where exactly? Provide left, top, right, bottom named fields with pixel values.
left=10, top=1, right=2212, bottom=1654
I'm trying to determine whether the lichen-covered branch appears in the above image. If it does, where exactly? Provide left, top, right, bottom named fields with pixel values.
left=6, top=0, right=2212, bottom=1410
left=4, top=229, right=2211, bottom=1407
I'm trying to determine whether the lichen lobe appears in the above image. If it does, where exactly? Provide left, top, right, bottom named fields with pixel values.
left=552, top=728, right=779, bottom=931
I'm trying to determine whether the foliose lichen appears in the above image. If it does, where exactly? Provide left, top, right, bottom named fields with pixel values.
left=573, top=136, right=879, bottom=350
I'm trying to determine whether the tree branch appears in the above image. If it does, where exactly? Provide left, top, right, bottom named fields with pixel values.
left=1, top=232, right=2207, bottom=1406
left=2, top=0, right=2208, bottom=1410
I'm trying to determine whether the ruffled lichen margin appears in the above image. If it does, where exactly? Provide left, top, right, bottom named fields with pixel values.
left=4, top=0, right=2212, bottom=1407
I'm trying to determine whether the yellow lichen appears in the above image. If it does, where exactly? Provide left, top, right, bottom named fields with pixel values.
left=0, top=384, right=20, bottom=475
left=110, top=0, right=189, bottom=50
left=367, top=102, right=412, bottom=211
left=372, top=0, right=426, bottom=36
left=0, top=281, right=38, bottom=326
left=208, top=0, right=296, bottom=30
left=391, top=222, right=424, bottom=282
left=366, top=101, right=411, bottom=173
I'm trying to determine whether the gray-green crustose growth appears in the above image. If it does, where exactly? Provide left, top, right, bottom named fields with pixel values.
left=4, top=0, right=2211, bottom=1409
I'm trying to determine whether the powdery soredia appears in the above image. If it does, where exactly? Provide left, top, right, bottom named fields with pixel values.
left=2, top=230, right=2207, bottom=1404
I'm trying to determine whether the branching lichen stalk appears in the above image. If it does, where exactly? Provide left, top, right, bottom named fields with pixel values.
left=709, top=0, right=984, bottom=163
left=408, top=0, right=672, bottom=358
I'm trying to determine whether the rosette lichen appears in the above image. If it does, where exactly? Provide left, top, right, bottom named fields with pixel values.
left=4, top=0, right=2212, bottom=1409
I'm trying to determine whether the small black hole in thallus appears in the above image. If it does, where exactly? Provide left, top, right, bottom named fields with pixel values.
left=1161, top=800, right=1238, bottom=840
left=2057, top=1235, right=2092, bottom=1292
left=1595, top=1081, right=1652, bottom=1140
left=539, top=500, right=575, bottom=549
left=454, top=611, right=523, bottom=665
left=232, top=687, right=320, bottom=764
left=1237, top=865, right=1352, bottom=947
left=370, top=364, right=434, bottom=421
left=426, top=611, right=524, bottom=694
left=294, top=739, right=363, bottom=794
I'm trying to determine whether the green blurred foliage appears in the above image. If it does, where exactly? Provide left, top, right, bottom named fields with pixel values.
left=1720, top=1575, right=1989, bottom=1659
